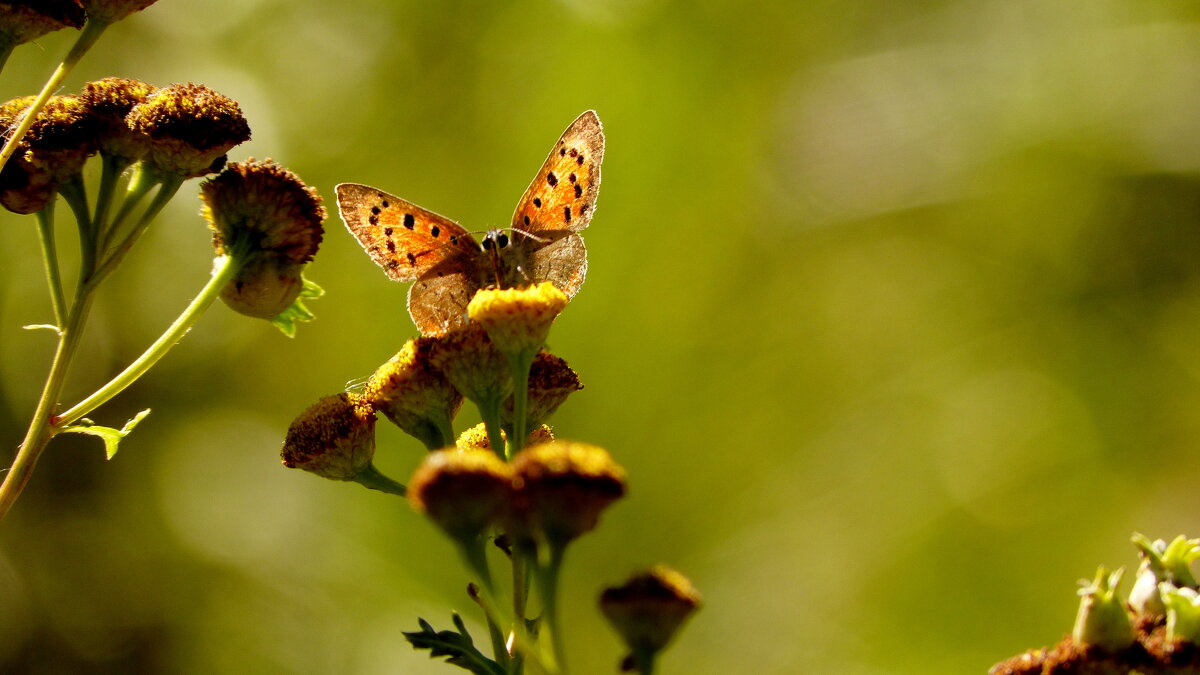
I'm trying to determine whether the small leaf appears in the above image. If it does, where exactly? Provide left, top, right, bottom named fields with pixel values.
left=269, top=276, right=324, bottom=337
left=402, top=614, right=505, bottom=675
left=60, top=408, right=151, bottom=459
left=23, top=324, right=62, bottom=335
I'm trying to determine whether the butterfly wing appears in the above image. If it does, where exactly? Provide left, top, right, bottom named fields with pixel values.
left=408, top=256, right=482, bottom=336
left=511, top=110, right=604, bottom=236
left=524, top=232, right=587, bottom=298
left=336, top=182, right=479, bottom=282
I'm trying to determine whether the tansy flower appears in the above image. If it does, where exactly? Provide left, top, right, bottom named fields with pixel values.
left=364, top=337, right=462, bottom=450
left=82, top=0, right=159, bottom=24
left=600, top=566, right=702, bottom=671
left=457, top=421, right=554, bottom=454
left=127, top=82, right=250, bottom=177
left=467, top=282, right=568, bottom=362
left=502, top=351, right=582, bottom=439
left=281, top=393, right=376, bottom=481
left=508, top=440, right=626, bottom=546
left=80, top=77, right=155, bottom=162
left=0, top=1, right=84, bottom=49
left=0, top=94, right=97, bottom=213
left=200, top=159, right=325, bottom=320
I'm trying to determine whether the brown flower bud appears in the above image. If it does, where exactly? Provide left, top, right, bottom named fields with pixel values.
left=600, top=566, right=702, bottom=660
left=502, top=351, right=582, bottom=435
left=364, top=338, right=462, bottom=450
left=127, top=83, right=250, bottom=177
left=281, top=393, right=376, bottom=481
left=409, top=448, right=514, bottom=542
left=81, top=0, right=159, bottom=24
left=0, top=1, right=84, bottom=47
left=508, top=440, right=626, bottom=545
left=80, top=77, right=155, bottom=161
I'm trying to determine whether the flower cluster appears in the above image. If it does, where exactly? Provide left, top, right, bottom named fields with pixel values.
left=282, top=280, right=698, bottom=672
left=991, top=534, right=1200, bottom=674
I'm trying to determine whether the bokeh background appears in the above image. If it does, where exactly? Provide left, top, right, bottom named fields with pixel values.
left=3, top=0, right=1200, bottom=672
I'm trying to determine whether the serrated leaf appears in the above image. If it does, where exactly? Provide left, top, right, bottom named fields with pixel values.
left=402, top=614, right=505, bottom=675
left=59, top=408, right=151, bottom=459
left=269, top=276, right=324, bottom=337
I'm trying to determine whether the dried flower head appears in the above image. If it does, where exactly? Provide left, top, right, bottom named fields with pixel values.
left=467, top=282, right=568, bottom=360
left=281, top=393, right=376, bottom=481
left=0, top=0, right=84, bottom=47
left=200, top=159, right=325, bottom=319
left=0, top=94, right=96, bottom=213
left=80, top=77, right=155, bottom=161
left=127, top=83, right=250, bottom=177
left=82, top=0, right=159, bottom=24
left=509, top=440, right=626, bottom=545
left=364, top=338, right=463, bottom=450
left=428, top=324, right=513, bottom=410
left=409, top=449, right=514, bottom=542
left=600, top=566, right=702, bottom=660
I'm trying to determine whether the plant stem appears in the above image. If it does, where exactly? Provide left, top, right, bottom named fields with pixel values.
left=35, top=203, right=66, bottom=328
left=90, top=174, right=183, bottom=288
left=352, top=463, right=406, bottom=496
left=477, top=398, right=507, bottom=461
left=57, top=177, right=95, bottom=278
left=0, top=289, right=95, bottom=519
left=0, top=19, right=110, bottom=174
left=511, top=546, right=530, bottom=675
left=93, top=154, right=131, bottom=238
left=534, top=543, right=568, bottom=674
left=58, top=253, right=243, bottom=426
left=505, top=352, right=534, bottom=457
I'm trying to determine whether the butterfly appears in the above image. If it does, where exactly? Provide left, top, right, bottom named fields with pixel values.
left=336, top=111, right=604, bottom=336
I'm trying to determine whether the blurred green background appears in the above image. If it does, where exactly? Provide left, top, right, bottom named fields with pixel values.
left=3, top=0, right=1200, bottom=672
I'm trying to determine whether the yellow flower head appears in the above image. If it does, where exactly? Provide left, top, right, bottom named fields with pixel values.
left=0, top=1, right=84, bottom=48
left=281, top=392, right=376, bottom=481
left=364, top=337, right=462, bottom=450
left=456, top=421, right=554, bottom=454
left=467, top=282, right=568, bottom=360
left=80, top=77, right=156, bottom=161
left=599, top=566, right=702, bottom=658
left=408, top=448, right=514, bottom=542
left=127, top=82, right=250, bottom=177
left=508, top=440, right=626, bottom=545
left=428, top=323, right=513, bottom=410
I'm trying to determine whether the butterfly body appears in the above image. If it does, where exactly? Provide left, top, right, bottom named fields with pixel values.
left=337, top=111, right=604, bottom=336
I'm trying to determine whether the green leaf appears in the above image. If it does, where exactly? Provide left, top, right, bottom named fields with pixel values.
left=269, top=276, right=324, bottom=337
left=402, top=615, right=506, bottom=675
left=59, top=408, right=151, bottom=459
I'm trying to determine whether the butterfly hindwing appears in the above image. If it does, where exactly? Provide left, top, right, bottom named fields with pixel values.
left=511, top=110, right=605, bottom=236
left=336, top=182, right=478, bottom=282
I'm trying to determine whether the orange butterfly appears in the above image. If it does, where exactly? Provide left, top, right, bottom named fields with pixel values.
left=336, top=111, right=604, bottom=336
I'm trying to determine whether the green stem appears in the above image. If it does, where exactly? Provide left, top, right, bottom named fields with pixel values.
left=510, top=546, right=530, bottom=675
left=57, top=177, right=95, bottom=279
left=93, top=154, right=131, bottom=239
left=102, top=161, right=155, bottom=248
left=469, top=581, right=510, bottom=669
left=0, top=289, right=95, bottom=519
left=477, top=397, right=507, bottom=461
left=352, top=463, right=407, bottom=496
left=35, top=202, right=66, bottom=328
left=0, top=19, right=110, bottom=174
left=57, top=253, right=243, bottom=426
left=505, top=351, right=535, bottom=458
left=90, top=173, right=183, bottom=288
left=534, top=543, right=568, bottom=674
left=629, top=649, right=656, bottom=675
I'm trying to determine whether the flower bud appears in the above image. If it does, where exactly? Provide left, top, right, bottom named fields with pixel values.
left=1163, top=583, right=1200, bottom=646
left=409, top=448, right=514, bottom=543
left=200, top=159, right=325, bottom=319
left=281, top=393, right=376, bottom=481
left=364, top=338, right=462, bottom=450
left=428, top=324, right=512, bottom=411
left=508, top=440, right=626, bottom=545
left=600, top=566, right=701, bottom=662
left=80, top=77, right=155, bottom=161
left=127, top=83, right=250, bottom=177
left=0, top=94, right=96, bottom=213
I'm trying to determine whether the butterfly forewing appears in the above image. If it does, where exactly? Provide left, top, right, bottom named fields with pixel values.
left=336, top=183, right=479, bottom=282
left=511, top=110, right=604, bottom=236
